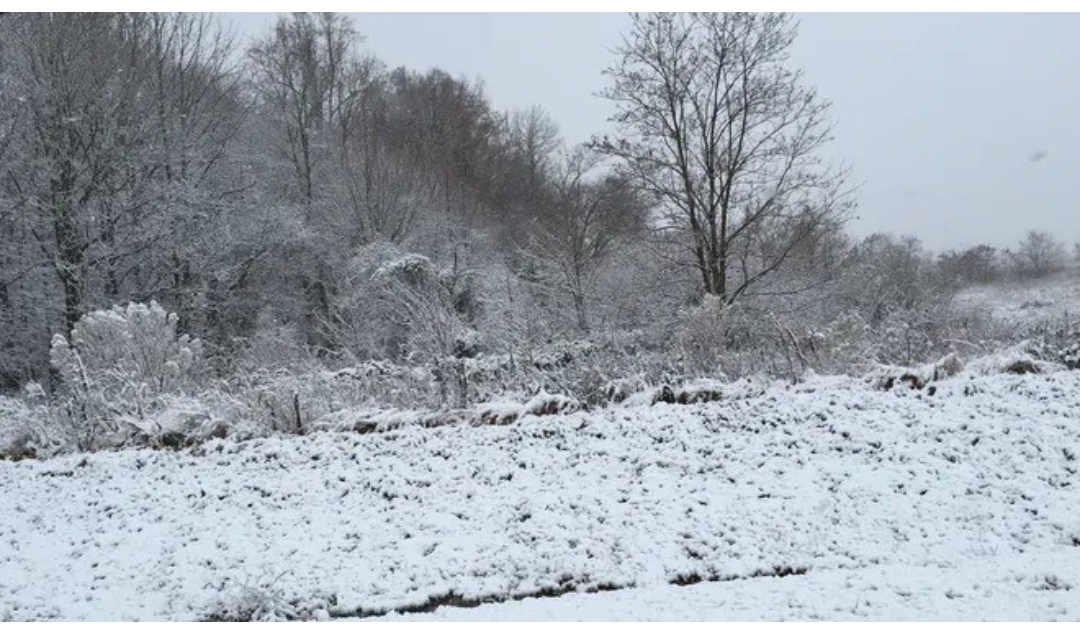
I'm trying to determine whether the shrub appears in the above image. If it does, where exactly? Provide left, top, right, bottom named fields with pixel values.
left=1025, top=313, right=1080, bottom=370
left=0, top=394, right=36, bottom=460
left=51, top=301, right=203, bottom=394
left=48, top=301, right=204, bottom=450
left=673, top=298, right=816, bottom=380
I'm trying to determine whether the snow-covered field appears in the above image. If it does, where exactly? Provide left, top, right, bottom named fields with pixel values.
left=955, top=271, right=1080, bottom=326
left=2, top=369, right=1079, bottom=620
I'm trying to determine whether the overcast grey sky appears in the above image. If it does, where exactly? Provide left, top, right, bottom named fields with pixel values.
left=229, top=13, right=1080, bottom=252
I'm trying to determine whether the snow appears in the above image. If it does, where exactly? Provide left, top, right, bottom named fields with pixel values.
left=955, top=271, right=1080, bottom=326
left=966, top=343, right=1060, bottom=376
left=1, top=369, right=1079, bottom=620
left=370, top=553, right=1080, bottom=621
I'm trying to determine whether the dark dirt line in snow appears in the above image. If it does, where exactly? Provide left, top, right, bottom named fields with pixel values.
left=309, top=565, right=811, bottom=621
left=329, top=582, right=630, bottom=620
left=670, top=564, right=810, bottom=586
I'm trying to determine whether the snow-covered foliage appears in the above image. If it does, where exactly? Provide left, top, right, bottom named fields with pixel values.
left=50, top=301, right=203, bottom=396
left=965, top=343, right=1055, bottom=377
left=4, top=274, right=1075, bottom=459
left=0, top=394, right=39, bottom=460
left=38, top=302, right=205, bottom=451
left=1024, top=313, right=1080, bottom=370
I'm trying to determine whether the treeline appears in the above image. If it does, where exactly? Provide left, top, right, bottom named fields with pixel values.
left=0, top=13, right=656, bottom=390
left=0, top=12, right=1076, bottom=402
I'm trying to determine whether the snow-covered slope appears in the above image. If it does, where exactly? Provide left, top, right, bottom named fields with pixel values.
left=954, top=272, right=1080, bottom=325
left=1, top=371, right=1079, bottom=620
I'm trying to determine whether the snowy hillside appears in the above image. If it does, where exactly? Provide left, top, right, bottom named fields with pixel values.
left=954, top=271, right=1080, bottom=326
left=2, top=368, right=1079, bottom=620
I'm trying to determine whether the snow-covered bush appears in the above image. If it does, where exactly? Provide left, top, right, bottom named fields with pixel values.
left=1025, top=313, right=1080, bottom=370
left=328, top=244, right=485, bottom=407
left=673, top=295, right=739, bottom=373
left=673, top=298, right=813, bottom=380
left=474, top=390, right=582, bottom=425
left=805, top=300, right=1007, bottom=376
left=208, top=360, right=440, bottom=437
left=494, top=332, right=682, bottom=409
left=202, top=570, right=333, bottom=621
left=51, top=301, right=203, bottom=395
left=0, top=382, right=70, bottom=459
left=47, top=302, right=204, bottom=450
left=0, top=394, right=36, bottom=460
left=868, top=352, right=965, bottom=392
left=810, top=311, right=873, bottom=372
left=230, top=315, right=317, bottom=376
left=871, top=308, right=942, bottom=366
left=965, top=343, right=1056, bottom=376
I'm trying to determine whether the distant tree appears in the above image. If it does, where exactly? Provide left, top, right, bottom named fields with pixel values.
left=938, top=244, right=1000, bottom=285
left=594, top=12, right=853, bottom=305
left=839, top=234, right=949, bottom=326
left=525, top=147, right=649, bottom=331
left=503, top=105, right=561, bottom=200
left=247, top=12, right=366, bottom=209
left=384, top=67, right=501, bottom=224
left=1009, top=230, right=1066, bottom=278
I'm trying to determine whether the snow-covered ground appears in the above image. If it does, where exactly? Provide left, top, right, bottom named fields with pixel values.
left=371, top=553, right=1080, bottom=621
left=2, top=369, right=1079, bottom=620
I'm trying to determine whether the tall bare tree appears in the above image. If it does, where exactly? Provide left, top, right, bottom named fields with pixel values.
left=2, top=14, right=155, bottom=331
left=139, top=13, right=245, bottom=333
left=384, top=68, right=501, bottom=225
left=594, top=12, right=852, bottom=304
left=247, top=12, right=365, bottom=208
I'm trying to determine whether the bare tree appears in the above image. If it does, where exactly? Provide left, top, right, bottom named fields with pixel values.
left=322, top=56, right=432, bottom=246
left=384, top=67, right=502, bottom=225
left=594, top=12, right=853, bottom=304
left=938, top=244, right=1000, bottom=285
left=247, top=12, right=365, bottom=208
left=526, top=147, right=647, bottom=331
left=246, top=13, right=383, bottom=350
left=2, top=14, right=156, bottom=332
left=503, top=105, right=562, bottom=195
left=1009, top=230, right=1066, bottom=278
